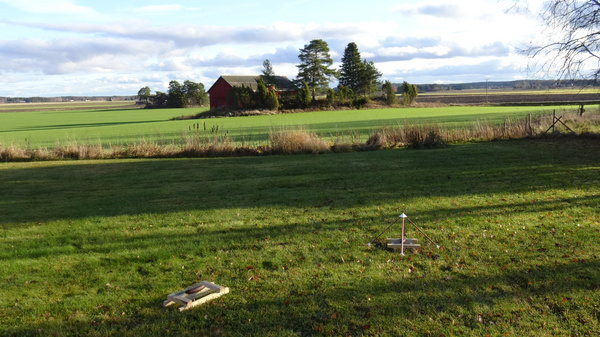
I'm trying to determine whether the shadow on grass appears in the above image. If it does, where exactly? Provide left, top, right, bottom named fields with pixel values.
left=3, top=190, right=598, bottom=263
left=1, top=137, right=599, bottom=227
left=2, top=132, right=599, bottom=335
left=3, top=119, right=167, bottom=133
left=5, top=255, right=599, bottom=336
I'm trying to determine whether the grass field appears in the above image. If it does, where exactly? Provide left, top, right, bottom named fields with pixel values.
left=1, top=136, right=599, bottom=336
left=0, top=104, right=584, bottom=149
left=0, top=101, right=138, bottom=112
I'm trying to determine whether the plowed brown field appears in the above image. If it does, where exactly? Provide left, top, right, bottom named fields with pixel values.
left=416, top=92, right=600, bottom=105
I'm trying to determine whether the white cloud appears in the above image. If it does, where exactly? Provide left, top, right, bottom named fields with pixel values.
left=391, top=3, right=466, bottom=18
left=7, top=20, right=397, bottom=48
left=0, top=0, right=551, bottom=96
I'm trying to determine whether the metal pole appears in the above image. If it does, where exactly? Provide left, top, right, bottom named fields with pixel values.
left=367, top=215, right=402, bottom=246
left=400, top=213, right=407, bottom=255
left=406, top=217, right=440, bottom=249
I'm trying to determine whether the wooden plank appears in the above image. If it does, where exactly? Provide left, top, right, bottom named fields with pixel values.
left=163, top=281, right=229, bottom=311
left=386, top=238, right=418, bottom=244
left=178, top=288, right=230, bottom=312
left=387, top=243, right=421, bottom=249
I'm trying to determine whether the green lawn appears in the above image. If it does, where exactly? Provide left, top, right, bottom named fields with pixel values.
left=0, top=105, right=577, bottom=148
left=0, top=101, right=138, bottom=112
left=1, top=137, right=599, bottom=336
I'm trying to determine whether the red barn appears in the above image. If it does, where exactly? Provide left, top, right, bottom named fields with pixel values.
left=207, top=75, right=295, bottom=110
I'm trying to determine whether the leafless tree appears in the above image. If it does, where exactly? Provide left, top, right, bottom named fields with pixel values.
left=520, top=0, right=600, bottom=81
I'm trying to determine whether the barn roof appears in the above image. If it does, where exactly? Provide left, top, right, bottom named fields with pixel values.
left=209, top=75, right=296, bottom=92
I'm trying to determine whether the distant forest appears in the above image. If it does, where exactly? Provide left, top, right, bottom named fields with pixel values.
left=412, top=80, right=598, bottom=92
left=2, top=80, right=598, bottom=104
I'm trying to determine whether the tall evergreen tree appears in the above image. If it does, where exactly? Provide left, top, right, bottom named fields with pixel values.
left=338, top=43, right=382, bottom=97
left=256, top=77, right=269, bottom=108
left=296, top=39, right=338, bottom=100
left=339, top=42, right=364, bottom=93
left=361, top=60, right=382, bottom=97
left=261, top=59, right=277, bottom=87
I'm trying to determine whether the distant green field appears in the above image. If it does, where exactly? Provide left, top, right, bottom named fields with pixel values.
left=0, top=105, right=582, bottom=148
left=0, top=101, right=138, bottom=112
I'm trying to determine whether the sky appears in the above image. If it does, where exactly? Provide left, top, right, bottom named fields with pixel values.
left=0, top=0, right=546, bottom=97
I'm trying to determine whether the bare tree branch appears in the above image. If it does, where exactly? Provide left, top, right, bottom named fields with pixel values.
left=521, top=0, right=600, bottom=81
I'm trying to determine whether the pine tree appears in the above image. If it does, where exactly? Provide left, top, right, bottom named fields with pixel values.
left=339, top=42, right=364, bottom=93
left=383, top=81, right=397, bottom=106
left=261, top=59, right=278, bottom=87
left=339, top=43, right=381, bottom=97
left=361, top=60, right=382, bottom=97
left=296, top=39, right=338, bottom=100
left=256, top=77, right=269, bottom=108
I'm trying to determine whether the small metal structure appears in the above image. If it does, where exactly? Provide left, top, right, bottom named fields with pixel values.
left=387, top=237, right=420, bottom=253
left=368, top=213, right=440, bottom=255
left=163, top=281, right=229, bottom=311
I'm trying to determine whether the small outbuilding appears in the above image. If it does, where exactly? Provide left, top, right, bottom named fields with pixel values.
left=207, top=75, right=296, bottom=110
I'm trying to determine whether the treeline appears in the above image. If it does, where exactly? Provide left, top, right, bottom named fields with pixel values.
left=415, top=80, right=598, bottom=92
left=138, top=80, right=207, bottom=109
left=0, top=96, right=136, bottom=104
left=137, top=40, right=420, bottom=111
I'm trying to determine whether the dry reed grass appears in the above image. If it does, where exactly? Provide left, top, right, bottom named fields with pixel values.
left=269, top=127, right=331, bottom=154
left=2, top=111, right=598, bottom=162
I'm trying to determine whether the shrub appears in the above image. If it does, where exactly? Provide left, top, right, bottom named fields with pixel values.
left=383, top=80, right=397, bottom=106
left=351, top=97, right=369, bottom=109
left=365, top=132, right=387, bottom=150
left=297, top=81, right=312, bottom=108
left=337, top=85, right=354, bottom=105
left=400, top=81, right=418, bottom=105
left=326, top=88, right=336, bottom=107
left=266, top=89, right=280, bottom=111
left=422, top=129, right=446, bottom=148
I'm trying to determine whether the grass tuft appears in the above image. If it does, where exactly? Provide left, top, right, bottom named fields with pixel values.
left=269, top=127, right=331, bottom=154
